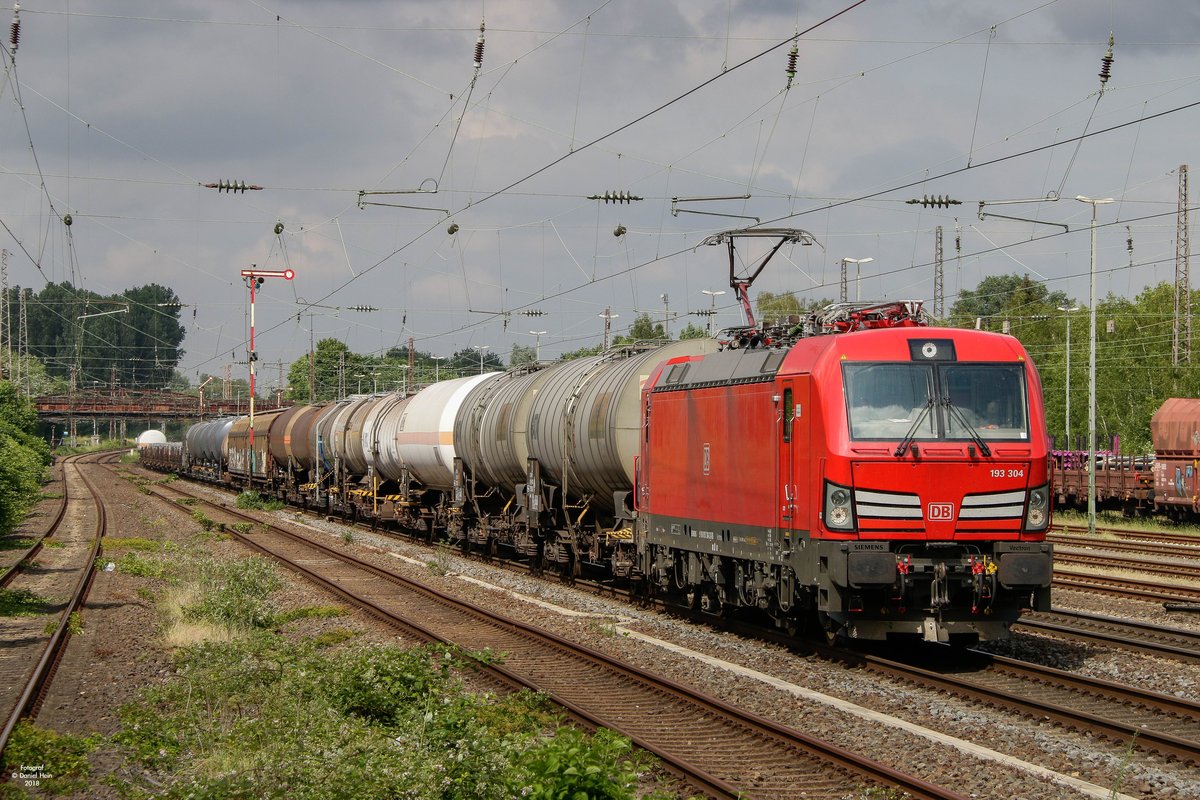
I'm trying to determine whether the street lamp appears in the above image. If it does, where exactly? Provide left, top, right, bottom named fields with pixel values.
left=432, top=356, right=445, bottom=383
left=528, top=330, right=547, bottom=361
left=839, top=257, right=873, bottom=302
left=1075, top=195, right=1113, bottom=537
left=701, top=289, right=725, bottom=335
left=473, top=345, right=490, bottom=375
left=1056, top=306, right=1079, bottom=450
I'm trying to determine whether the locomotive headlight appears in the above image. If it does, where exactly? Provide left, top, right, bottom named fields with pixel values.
left=824, top=481, right=856, bottom=531
left=1024, top=484, right=1050, bottom=531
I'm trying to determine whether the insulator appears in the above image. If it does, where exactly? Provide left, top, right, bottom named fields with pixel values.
left=273, top=221, right=284, bottom=235
left=613, top=224, right=626, bottom=237
left=1098, top=33, right=1114, bottom=86
left=9, top=20, right=17, bottom=56
left=473, top=21, right=485, bottom=69
left=523, top=309, right=545, bottom=317
left=63, top=213, right=72, bottom=226
left=785, top=43, right=798, bottom=89
left=447, top=222, right=459, bottom=235
left=907, top=194, right=961, bottom=208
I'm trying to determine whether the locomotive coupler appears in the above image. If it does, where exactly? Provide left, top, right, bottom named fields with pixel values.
left=930, top=561, right=950, bottom=608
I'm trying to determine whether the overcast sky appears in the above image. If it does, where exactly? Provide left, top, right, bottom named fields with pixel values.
left=2, top=0, right=1198, bottom=384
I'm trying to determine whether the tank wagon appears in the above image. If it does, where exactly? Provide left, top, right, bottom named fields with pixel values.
left=144, top=301, right=1053, bottom=644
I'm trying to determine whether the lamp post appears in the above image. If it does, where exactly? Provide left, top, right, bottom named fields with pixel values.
left=528, top=330, right=547, bottom=361
left=473, top=345, right=490, bottom=375
left=1056, top=306, right=1079, bottom=449
left=1075, top=196, right=1112, bottom=536
left=240, top=267, right=295, bottom=482
left=839, top=257, right=873, bottom=302
left=701, top=289, right=725, bottom=335
left=432, top=356, right=445, bottom=383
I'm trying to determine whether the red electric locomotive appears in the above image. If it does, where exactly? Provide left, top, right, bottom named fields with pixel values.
left=637, top=300, right=1053, bottom=644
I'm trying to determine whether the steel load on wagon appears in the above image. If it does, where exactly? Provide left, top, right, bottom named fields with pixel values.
left=526, top=340, right=718, bottom=510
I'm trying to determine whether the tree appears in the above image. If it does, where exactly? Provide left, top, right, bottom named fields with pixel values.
left=614, top=313, right=667, bottom=346
left=0, top=381, right=50, bottom=533
left=677, top=322, right=709, bottom=340
left=949, top=273, right=1071, bottom=328
left=509, top=343, right=537, bottom=367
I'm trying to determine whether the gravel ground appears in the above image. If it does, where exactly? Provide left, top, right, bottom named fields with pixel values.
left=23, top=464, right=1200, bottom=799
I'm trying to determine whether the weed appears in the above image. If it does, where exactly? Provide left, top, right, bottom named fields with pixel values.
left=113, top=551, right=172, bottom=579
left=274, top=605, right=346, bottom=624
left=426, top=554, right=451, bottom=576
left=231, top=522, right=253, bottom=535
left=42, top=611, right=83, bottom=637
left=1109, top=731, right=1140, bottom=799
left=308, top=629, right=359, bottom=648
left=185, top=556, right=282, bottom=629
left=0, top=722, right=99, bottom=795
left=173, top=497, right=198, bottom=507
left=0, top=537, right=37, bottom=551
left=43, top=540, right=65, bottom=549
left=192, top=510, right=216, bottom=531
left=104, top=537, right=165, bottom=551
left=236, top=491, right=285, bottom=512
left=588, top=616, right=620, bottom=637
left=342, top=529, right=355, bottom=544
left=0, top=587, right=50, bottom=616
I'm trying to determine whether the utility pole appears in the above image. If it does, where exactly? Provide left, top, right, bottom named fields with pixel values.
left=1, top=248, right=8, bottom=380
left=1174, top=164, right=1191, bottom=365
left=599, top=308, right=618, bottom=350
left=933, top=227, right=945, bottom=318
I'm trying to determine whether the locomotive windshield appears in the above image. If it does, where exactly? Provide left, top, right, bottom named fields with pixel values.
left=844, top=362, right=1028, bottom=442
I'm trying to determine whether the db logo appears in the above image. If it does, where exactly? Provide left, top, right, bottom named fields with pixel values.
left=927, top=502, right=955, bottom=521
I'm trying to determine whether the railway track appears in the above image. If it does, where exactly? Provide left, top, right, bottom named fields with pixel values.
left=1054, top=547, right=1200, bottom=581
left=0, top=452, right=114, bottom=758
left=1049, top=531, right=1200, bottom=559
left=141, top=478, right=966, bottom=800
left=1053, top=524, right=1200, bottom=547
left=830, top=646, right=1200, bottom=764
left=1053, top=568, right=1200, bottom=603
left=1015, top=609, right=1200, bottom=664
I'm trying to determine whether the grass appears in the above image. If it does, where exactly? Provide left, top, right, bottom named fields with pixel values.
left=1055, top=508, right=1200, bottom=536
left=0, top=587, right=51, bottom=616
left=104, top=537, right=167, bottom=551
left=235, top=491, right=286, bottom=512
left=0, top=721, right=100, bottom=796
left=113, top=635, right=673, bottom=800
left=0, top=536, right=38, bottom=550
left=274, top=605, right=347, bottom=624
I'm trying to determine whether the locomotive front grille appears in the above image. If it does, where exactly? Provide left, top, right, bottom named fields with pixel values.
left=855, top=489, right=922, bottom=519
left=959, top=489, right=1026, bottom=520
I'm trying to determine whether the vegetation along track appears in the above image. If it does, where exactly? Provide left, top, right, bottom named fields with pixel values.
left=1052, top=569, right=1200, bottom=603
left=141, top=477, right=966, bottom=800
left=1053, top=547, right=1200, bottom=582
left=832, top=646, right=1200, bottom=764
left=1016, top=609, right=1200, bottom=664
left=0, top=451, right=117, bottom=758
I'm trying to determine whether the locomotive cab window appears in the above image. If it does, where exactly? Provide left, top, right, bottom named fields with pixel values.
left=844, top=362, right=1028, bottom=442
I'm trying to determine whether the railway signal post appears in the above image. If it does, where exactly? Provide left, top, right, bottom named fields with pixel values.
left=240, top=267, right=294, bottom=482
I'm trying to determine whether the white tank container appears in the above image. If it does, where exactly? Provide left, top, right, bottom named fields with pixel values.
left=387, top=373, right=498, bottom=490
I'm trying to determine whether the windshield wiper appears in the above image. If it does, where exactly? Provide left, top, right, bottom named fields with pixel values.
left=942, top=396, right=992, bottom=457
left=894, top=397, right=934, bottom=457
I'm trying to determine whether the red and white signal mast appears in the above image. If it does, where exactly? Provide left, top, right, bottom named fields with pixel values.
left=240, top=267, right=294, bottom=480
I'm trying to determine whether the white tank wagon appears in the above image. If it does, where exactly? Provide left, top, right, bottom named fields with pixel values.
left=381, top=373, right=499, bottom=490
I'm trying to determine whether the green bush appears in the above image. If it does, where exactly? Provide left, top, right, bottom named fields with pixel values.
left=0, top=721, right=99, bottom=795
left=236, top=492, right=285, bottom=512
